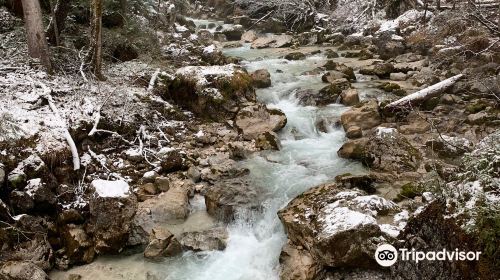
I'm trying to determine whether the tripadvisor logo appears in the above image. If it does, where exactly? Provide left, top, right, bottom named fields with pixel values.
left=375, top=244, right=398, bottom=267
left=374, top=244, right=481, bottom=267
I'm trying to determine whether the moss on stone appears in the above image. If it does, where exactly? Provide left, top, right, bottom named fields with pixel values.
left=466, top=102, right=487, bottom=114
left=397, top=182, right=422, bottom=200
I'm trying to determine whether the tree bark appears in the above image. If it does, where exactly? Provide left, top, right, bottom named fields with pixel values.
left=21, top=0, right=53, bottom=73
left=90, top=0, right=105, bottom=80
left=46, top=0, right=71, bottom=45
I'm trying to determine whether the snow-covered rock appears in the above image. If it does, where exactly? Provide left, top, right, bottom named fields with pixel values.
left=278, top=183, right=400, bottom=268
left=172, top=65, right=256, bottom=121
left=89, top=180, right=137, bottom=254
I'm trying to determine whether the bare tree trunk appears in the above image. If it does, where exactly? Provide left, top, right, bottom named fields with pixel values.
left=21, top=0, right=52, bottom=73
left=47, top=0, right=71, bottom=45
left=90, top=0, right=105, bottom=80
left=437, top=0, right=441, bottom=10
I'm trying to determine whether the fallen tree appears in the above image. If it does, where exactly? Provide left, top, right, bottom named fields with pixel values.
left=384, top=74, right=464, bottom=110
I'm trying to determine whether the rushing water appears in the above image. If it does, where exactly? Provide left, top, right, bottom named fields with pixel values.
left=52, top=43, right=372, bottom=280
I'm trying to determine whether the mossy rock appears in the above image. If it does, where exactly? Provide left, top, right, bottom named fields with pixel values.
left=377, top=82, right=401, bottom=92
left=466, top=102, right=488, bottom=114
left=422, top=97, right=440, bottom=111
left=396, top=182, right=423, bottom=201
left=393, top=89, right=407, bottom=97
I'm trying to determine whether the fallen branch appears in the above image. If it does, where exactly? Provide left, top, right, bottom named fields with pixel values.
left=38, top=81, right=81, bottom=170
left=148, top=68, right=161, bottom=92
left=385, top=74, right=464, bottom=110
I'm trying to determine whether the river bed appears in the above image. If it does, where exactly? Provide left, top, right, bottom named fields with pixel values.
left=50, top=38, right=402, bottom=280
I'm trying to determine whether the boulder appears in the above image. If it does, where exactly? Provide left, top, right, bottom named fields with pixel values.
left=392, top=202, right=490, bottom=279
left=3, top=236, right=54, bottom=271
left=251, top=34, right=293, bottom=49
left=343, top=35, right=372, bottom=48
left=172, top=65, right=256, bottom=121
left=373, top=31, right=405, bottom=60
left=60, top=224, right=95, bottom=264
left=180, top=227, right=229, bottom=251
left=222, top=41, right=243, bottom=48
left=284, top=52, right=306, bottom=60
left=9, top=190, right=34, bottom=213
left=358, top=49, right=374, bottom=60
left=159, top=148, right=186, bottom=173
left=337, top=138, right=369, bottom=161
left=279, top=243, right=322, bottom=280
left=321, top=71, right=348, bottom=83
left=23, top=178, right=57, bottom=212
left=340, top=89, right=360, bottom=106
left=129, top=185, right=190, bottom=246
left=335, top=174, right=376, bottom=194
left=241, top=30, right=258, bottom=42
left=359, top=63, right=395, bottom=78
left=154, top=176, right=170, bottom=192
left=255, top=131, right=281, bottom=150
left=296, top=85, right=342, bottom=106
left=197, top=29, right=214, bottom=43
left=0, top=261, right=49, bottom=280
left=220, top=24, right=244, bottom=41
left=187, top=166, right=201, bottom=183
left=205, top=180, right=260, bottom=222
left=322, top=60, right=337, bottom=70
left=466, top=111, right=494, bottom=125
left=364, top=128, right=422, bottom=172
left=425, top=135, right=473, bottom=158
left=234, top=104, right=287, bottom=140
left=89, top=180, right=137, bottom=254
left=346, top=126, right=362, bottom=139
left=232, top=15, right=252, bottom=28
left=250, top=69, right=272, bottom=88
left=340, top=100, right=381, bottom=130
left=325, top=49, right=339, bottom=58
left=322, top=63, right=356, bottom=81
left=390, top=72, right=407, bottom=81
left=278, top=183, right=399, bottom=268
left=144, top=228, right=182, bottom=260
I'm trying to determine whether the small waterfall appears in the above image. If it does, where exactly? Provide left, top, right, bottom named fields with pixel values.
left=335, top=93, right=342, bottom=104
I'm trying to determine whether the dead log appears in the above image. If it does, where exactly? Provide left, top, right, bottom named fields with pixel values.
left=385, top=74, right=464, bottom=110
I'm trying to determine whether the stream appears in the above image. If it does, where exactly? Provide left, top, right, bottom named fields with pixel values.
left=51, top=32, right=399, bottom=280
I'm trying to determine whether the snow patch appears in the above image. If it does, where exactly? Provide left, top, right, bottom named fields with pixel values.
left=203, top=44, right=216, bottom=54
left=376, top=127, right=398, bottom=139
left=378, top=9, right=434, bottom=33
left=91, top=179, right=130, bottom=198
left=319, top=206, right=377, bottom=236
left=176, top=64, right=237, bottom=87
